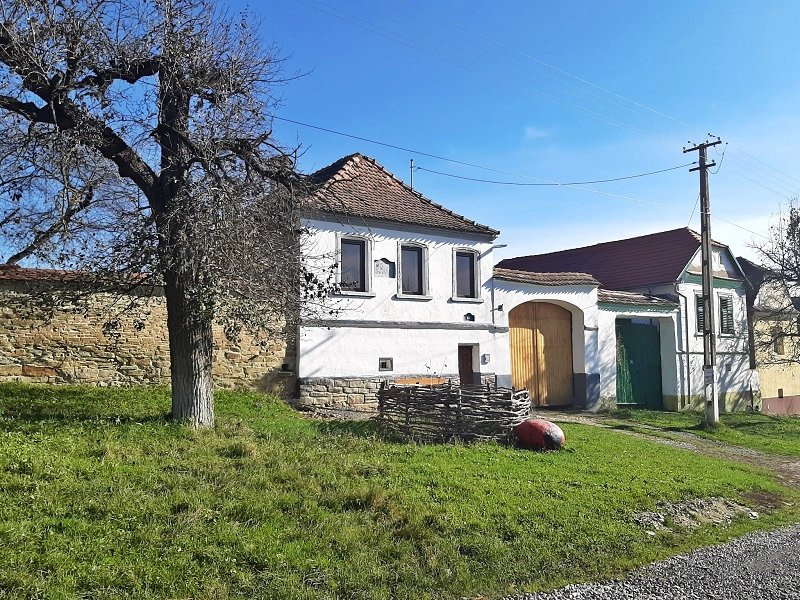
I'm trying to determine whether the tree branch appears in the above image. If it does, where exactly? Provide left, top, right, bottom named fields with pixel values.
left=75, top=58, right=161, bottom=89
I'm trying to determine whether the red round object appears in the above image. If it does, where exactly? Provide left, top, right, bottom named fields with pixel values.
left=514, top=418, right=566, bottom=450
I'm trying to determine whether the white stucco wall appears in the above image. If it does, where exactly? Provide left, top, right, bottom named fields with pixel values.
left=299, top=217, right=501, bottom=379
left=596, top=307, right=679, bottom=406
left=490, top=281, right=599, bottom=391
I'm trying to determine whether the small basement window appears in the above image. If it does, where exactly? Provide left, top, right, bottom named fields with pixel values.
left=378, top=357, right=393, bottom=372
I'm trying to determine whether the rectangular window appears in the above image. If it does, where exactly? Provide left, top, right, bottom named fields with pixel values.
left=401, top=246, right=424, bottom=295
left=455, top=251, right=477, bottom=298
left=340, top=239, right=366, bottom=292
left=696, top=295, right=705, bottom=333
left=719, top=296, right=734, bottom=335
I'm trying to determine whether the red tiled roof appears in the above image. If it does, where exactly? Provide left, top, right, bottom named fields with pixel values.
left=0, top=264, right=82, bottom=282
left=0, top=264, right=151, bottom=285
left=497, top=228, right=731, bottom=291
left=306, top=154, right=498, bottom=237
left=493, top=267, right=598, bottom=287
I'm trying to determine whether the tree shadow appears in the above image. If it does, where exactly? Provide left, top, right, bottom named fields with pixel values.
left=312, top=418, right=406, bottom=442
left=0, top=385, right=171, bottom=429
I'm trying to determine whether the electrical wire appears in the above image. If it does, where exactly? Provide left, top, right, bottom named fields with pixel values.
left=291, top=0, right=689, bottom=148
left=413, top=163, right=694, bottom=186
left=710, top=143, right=727, bottom=175
left=274, top=115, right=693, bottom=184
left=318, top=0, right=800, bottom=193
left=274, top=114, right=768, bottom=237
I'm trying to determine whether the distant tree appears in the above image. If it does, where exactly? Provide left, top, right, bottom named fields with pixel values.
left=748, top=199, right=800, bottom=365
left=0, top=0, right=331, bottom=427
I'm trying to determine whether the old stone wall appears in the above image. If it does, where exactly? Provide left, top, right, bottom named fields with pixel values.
left=297, top=373, right=497, bottom=413
left=0, top=279, right=295, bottom=396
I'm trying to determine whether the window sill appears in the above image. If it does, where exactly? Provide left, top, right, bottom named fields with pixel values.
left=694, top=333, right=736, bottom=338
left=332, top=290, right=377, bottom=298
left=394, top=293, right=433, bottom=301
left=449, top=296, right=484, bottom=304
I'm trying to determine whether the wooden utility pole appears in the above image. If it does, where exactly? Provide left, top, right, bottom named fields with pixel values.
left=684, top=137, right=722, bottom=427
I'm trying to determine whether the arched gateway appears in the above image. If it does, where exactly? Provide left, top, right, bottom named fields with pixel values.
left=508, top=302, right=574, bottom=406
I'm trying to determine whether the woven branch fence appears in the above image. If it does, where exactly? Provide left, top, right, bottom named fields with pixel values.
left=376, top=382, right=531, bottom=442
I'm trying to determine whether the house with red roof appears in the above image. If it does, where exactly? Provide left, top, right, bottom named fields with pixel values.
left=296, top=154, right=757, bottom=413
left=295, top=154, right=600, bottom=411
left=498, top=229, right=758, bottom=412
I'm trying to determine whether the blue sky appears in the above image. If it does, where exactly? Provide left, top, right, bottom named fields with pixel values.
left=242, top=0, right=800, bottom=262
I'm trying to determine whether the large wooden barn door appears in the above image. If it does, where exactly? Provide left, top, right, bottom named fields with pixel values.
left=509, top=302, right=573, bottom=406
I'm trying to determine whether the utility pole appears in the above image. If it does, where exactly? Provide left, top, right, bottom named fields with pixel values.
left=410, top=158, right=414, bottom=191
left=684, top=136, right=722, bottom=427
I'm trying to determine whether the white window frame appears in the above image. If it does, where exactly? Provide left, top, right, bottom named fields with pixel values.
left=451, top=248, right=483, bottom=303
left=335, top=233, right=375, bottom=297
left=396, top=242, right=431, bottom=300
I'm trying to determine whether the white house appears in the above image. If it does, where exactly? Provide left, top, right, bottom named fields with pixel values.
left=296, top=154, right=758, bottom=413
left=498, top=229, right=758, bottom=412
left=297, top=154, right=508, bottom=410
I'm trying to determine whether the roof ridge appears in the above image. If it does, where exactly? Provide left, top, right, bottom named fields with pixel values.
left=505, top=227, right=700, bottom=262
left=307, top=153, right=499, bottom=236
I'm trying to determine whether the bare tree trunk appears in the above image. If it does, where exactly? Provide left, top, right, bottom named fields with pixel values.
left=164, top=272, right=215, bottom=428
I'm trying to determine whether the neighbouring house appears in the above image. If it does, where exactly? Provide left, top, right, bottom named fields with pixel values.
left=498, top=229, right=759, bottom=412
left=739, top=257, right=800, bottom=415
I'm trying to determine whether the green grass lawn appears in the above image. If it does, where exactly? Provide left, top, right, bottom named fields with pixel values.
left=0, top=384, right=798, bottom=600
left=611, top=408, right=800, bottom=457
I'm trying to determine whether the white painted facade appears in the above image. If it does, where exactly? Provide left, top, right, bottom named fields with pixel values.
left=593, top=245, right=757, bottom=411
left=299, top=217, right=504, bottom=382
left=298, top=216, right=757, bottom=412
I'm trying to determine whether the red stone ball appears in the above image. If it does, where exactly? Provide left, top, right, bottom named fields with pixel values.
left=514, top=418, right=566, bottom=450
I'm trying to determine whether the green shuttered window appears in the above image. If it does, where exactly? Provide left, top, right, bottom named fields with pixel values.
left=719, top=295, right=734, bottom=335
left=695, top=296, right=705, bottom=333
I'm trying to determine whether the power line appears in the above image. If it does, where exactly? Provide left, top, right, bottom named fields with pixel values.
left=414, top=163, right=695, bottom=186
left=274, top=114, right=768, bottom=237
left=275, top=115, right=692, bottom=185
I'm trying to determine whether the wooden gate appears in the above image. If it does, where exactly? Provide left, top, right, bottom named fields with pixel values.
left=615, top=319, right=663, bottom=409
left=509, top=302, right=573, bottom=406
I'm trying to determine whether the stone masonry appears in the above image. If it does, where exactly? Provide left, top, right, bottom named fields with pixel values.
left=0, top=277, right=295, bottom=396
left=297, top=373, right=497, bottom=412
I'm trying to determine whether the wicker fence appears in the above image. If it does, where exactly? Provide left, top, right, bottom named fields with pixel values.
left=376, top=382, right=531, bottom=442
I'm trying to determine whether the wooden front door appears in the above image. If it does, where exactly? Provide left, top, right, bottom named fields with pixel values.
left=458, top=345, right=475, bottom=385
left=509, top=302, right=573, bottom=406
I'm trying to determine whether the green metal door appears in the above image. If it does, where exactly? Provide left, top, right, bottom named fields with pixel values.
left=616, top=319, right=663, bottom=409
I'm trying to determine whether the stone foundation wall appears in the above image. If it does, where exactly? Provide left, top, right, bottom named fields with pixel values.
left=0, top=279, right=295, bottom=396
left=297, top=373, right=497, bottom=412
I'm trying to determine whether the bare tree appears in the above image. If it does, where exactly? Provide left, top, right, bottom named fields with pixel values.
left=747, top=199, right=800, bottom=366
left=0, top=0, right=331, bottom=427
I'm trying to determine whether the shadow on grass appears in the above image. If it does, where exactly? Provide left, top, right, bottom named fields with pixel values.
left=0, top=383, right=172, bottom=428
left=311, top=418, right=409, bottom=443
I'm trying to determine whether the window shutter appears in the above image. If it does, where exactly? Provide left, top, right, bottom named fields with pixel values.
left=719, top=296, right=734, bottom=335
left=696, top=296, right=705, bottom=333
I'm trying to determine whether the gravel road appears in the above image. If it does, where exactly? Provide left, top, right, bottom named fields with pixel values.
left=507, top=524, right=800, bottom=600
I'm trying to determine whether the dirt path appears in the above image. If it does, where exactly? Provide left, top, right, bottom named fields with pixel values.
left=536, top=410, right=800, bottom=490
